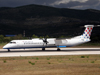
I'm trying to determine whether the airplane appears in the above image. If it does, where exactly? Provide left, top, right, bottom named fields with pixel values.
left=3, top=25, right=94, bottom=52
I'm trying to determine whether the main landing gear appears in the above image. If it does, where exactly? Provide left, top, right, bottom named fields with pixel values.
left=8, top=49, right=10, bottom=52
left=42, top=47, right=61, bottom=51
left=57, top=48, right=61, bottom=51
left=42, top=48, right=45, bottom=51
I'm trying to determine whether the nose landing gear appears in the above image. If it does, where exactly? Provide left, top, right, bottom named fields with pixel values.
left=8, top=49, right=10, bottom=52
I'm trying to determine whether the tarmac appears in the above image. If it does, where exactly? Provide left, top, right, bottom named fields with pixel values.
left=0, top=48, right=100, bottom=57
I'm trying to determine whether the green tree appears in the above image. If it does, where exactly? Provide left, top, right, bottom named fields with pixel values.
left=4, top=37, right=11, bottom=43
left=45, top=35, right=49, bottom=38
left=32, top=34, right=38, bottom=38
left=39, top=36, right=44, bottom=39
left=59, top=35, right=65, bottom=38
left=12, top=34, right=23, bottom=40
left=0, top=35, right=4, bottom=43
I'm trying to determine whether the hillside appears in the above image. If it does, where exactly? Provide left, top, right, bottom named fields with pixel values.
left=0, top=4, right=100, bottom=38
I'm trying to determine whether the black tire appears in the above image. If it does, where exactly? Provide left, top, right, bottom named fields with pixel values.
left=8, top=49, right=10, bottom=52
left=57, top=48, right=61, bottom=51
left=42, top=48, right=45, bottom=51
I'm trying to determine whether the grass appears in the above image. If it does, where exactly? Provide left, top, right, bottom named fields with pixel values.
left=81, top=56, right=85, bottom=58
left=87, top=56, right=89, bottom=58
left=91, top=61, right=95, bottom=63
left=36, top=57, right=39, bottom=60
left=28, top=61, right=35, bottom=65
left=48, top=62, right=51, bottom=64
left=47, top=57, right=50, bottom=60
left=0, top=55, right=100, bottom=75
left=3, top=60, right=6, bottom=63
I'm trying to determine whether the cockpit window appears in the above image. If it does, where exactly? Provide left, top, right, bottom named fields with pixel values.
left=9, top=42, right=16, bottom=44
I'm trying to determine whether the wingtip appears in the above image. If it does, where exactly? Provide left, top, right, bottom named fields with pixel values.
left=84, top=25, right=94, bottom=27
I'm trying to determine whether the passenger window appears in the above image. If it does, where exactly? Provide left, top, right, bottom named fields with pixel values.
left=13, top=42, right=16, bottom=44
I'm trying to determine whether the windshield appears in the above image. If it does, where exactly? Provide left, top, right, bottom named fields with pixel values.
left=9, top=42, right=16, bottom=44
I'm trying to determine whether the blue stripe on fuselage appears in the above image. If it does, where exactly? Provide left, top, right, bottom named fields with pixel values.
left=57, top=46, right=66, bottom=48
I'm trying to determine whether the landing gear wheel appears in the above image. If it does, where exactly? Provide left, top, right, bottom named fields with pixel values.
left=42, top=48, right=45, bottom=51
left=8, top=49, right=10, bottom=52
left=57, top=48, right=61, bottom=51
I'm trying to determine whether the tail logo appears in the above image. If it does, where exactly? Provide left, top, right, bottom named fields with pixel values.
left=85, top=27, right=92, bottom=36
left=80, top=25, right=94, bottom=39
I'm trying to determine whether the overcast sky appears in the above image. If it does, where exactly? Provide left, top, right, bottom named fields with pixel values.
left=0, top=0, right=100, bottom=10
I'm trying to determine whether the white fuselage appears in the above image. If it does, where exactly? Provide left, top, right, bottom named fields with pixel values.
left=3, top=38, right=90, bottom=49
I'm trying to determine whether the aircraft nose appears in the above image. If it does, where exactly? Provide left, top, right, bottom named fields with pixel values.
left=3, top=45, right=9, bottom=49
left=3, top=45, right=7, bottom=49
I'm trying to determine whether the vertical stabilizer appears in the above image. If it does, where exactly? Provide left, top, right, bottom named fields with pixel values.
left=80, top=25, right=94, bottom=39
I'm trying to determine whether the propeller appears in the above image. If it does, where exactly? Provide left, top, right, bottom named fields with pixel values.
left=42, top=38, right=48, bottom=45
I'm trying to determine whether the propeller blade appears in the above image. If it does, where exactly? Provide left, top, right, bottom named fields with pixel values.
left=42, top=38, right=48, bottom=45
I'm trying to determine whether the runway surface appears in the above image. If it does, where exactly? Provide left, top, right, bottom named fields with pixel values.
left=0, top=48, right=100, bottom=57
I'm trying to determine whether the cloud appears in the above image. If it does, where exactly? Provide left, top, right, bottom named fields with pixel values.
left=51, top=0, right=88, bottom=5
left=53, top=0, right=100, bottom=9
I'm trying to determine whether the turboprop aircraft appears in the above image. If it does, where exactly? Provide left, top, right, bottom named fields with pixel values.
left=3, top=25, right=94, bottom=52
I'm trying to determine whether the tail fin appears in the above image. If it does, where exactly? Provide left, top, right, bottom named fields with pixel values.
left=81, top=25, right=94, bottom=39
